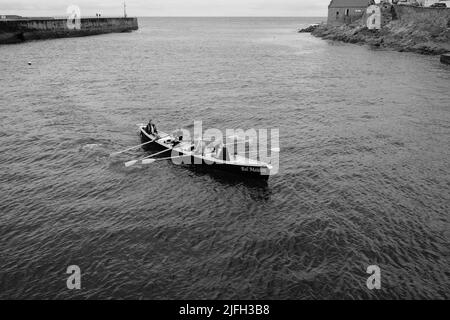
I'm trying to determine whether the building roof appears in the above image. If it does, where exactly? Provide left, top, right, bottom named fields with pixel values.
left=329, top=0, right=374, bottom=8
left=0, top=15, right=23, bottom=18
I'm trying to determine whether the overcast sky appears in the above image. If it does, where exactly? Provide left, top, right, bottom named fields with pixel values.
left=0, top=0, right=330, bottom=17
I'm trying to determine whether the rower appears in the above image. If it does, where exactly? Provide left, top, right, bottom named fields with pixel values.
left=217, top=146, right=231, bottom=161
left=172, top=136, right=183, bottom=147
left=146, top=119, right=159, bottom=137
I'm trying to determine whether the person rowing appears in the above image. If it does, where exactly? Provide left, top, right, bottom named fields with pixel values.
left=172, top=135, right=183, bottom=147
left=146, top=119, right=159, bottom=138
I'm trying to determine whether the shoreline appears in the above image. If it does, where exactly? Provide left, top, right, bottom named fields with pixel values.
left=299, top=5, right=450, bottom=57
left=309, top=22, right=450, bottom=56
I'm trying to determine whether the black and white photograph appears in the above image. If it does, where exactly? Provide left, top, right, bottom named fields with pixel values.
left=0, top=0, right=449, bottom=305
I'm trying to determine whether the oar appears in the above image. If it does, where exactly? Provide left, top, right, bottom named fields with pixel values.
left=183, top=137, right=254, bottom=143
left=125, top=148, right=176, bottom=167
left=110, top=139, right=158, bottom=157
left=141, top=155, right=190, bottom=165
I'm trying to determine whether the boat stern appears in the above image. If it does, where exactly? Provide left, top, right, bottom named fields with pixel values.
left=260, top=164, right=275, bottom=177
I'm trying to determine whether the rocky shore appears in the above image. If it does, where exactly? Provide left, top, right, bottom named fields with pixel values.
left=311, top=21, right=450, bottom=55
left=301, top=5, right=450, bottom=56
left=298, top=24, right=319, bottom=33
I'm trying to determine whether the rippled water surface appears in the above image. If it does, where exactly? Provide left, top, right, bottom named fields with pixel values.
left=0, top=17, right=449, bottom=299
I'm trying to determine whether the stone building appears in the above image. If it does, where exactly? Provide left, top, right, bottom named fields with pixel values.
left=417, top=0, right=439, bottom=6
left=0, top=15, right=23, bottom=20
left=327, top=0, right=376, bottom=25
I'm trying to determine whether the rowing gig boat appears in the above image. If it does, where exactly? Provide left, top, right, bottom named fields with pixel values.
left=138, top=124, right=274, bottom=180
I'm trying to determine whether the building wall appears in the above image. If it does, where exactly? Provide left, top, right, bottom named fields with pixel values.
left=394, top=4, right=450, bottom=22
left=0, top=17, right=138, bottom=44
left=327, top=3, right=450, bottom=27
left=395, top=0, right=417, bottom=4
left=328, top=7, right=367, bottom=25
left=417, top=0, right=439, bottom=6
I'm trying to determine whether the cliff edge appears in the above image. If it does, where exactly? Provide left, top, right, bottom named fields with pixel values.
left=311, top=5, right=450, bottom=55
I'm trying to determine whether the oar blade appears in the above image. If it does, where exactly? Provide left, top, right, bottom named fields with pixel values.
left=124, top=160, right=138, bottom=167
left=111, top=138, right=158, bottom=158
left=142, top=159, right=156, bottom=165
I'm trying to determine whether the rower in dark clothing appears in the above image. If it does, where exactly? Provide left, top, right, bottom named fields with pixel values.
left=172, top=135, right=183, bottom=147
left=146, top=119, right=158, bottom=137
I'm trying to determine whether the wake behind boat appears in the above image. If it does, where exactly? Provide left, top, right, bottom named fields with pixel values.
left=130, top=121, right=274, bottom=180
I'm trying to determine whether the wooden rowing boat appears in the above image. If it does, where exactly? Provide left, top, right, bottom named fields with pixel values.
left=138, top=124, right=274, bottom=180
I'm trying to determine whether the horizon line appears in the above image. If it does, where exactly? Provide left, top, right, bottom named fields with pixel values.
left=5, top=15, right=327, bottom=18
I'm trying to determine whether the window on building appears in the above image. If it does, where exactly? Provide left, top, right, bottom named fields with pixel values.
left=336, top=11, right=339, bottom=19
left=345, top=9, right=349, bottom=16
